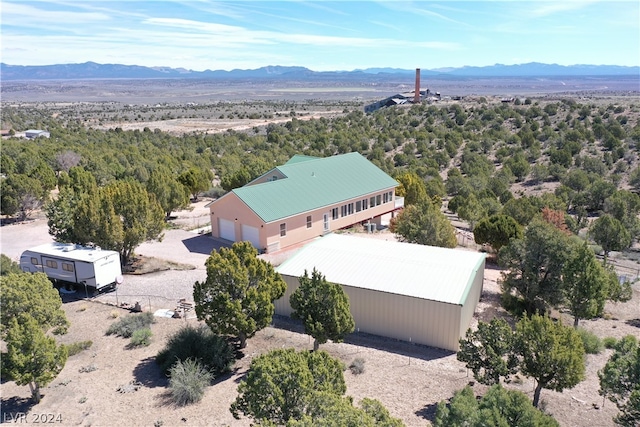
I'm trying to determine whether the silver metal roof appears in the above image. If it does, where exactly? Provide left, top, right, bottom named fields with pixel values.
left=276, top=233, right=485, bottom=305
left=22, top=243, right=119, bottom=263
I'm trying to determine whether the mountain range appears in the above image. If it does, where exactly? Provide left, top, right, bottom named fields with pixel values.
left=1, top=62, right=638, bottom=81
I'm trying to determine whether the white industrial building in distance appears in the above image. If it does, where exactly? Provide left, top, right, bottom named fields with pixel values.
left=275, top=233, right=486, bottom=351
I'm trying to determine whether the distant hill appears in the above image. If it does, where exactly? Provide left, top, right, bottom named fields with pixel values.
left=1, top=61, right=638, bottom=81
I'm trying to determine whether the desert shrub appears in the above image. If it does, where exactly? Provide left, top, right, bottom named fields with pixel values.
left=66, top=340, right=93, bottom=356
left=500, top=293, right=528, bottom=317
left=603, top=336, right=618, bottom=349
left=169, top=359, right=212, bottom=406
left=349, top=358, right=366, bottom=375
left=156, top=325, right=234, bottom=377
left=129, top=328, right=152, bottom=347
left=577, top=328, right=603, bottom=354
left=106, top=312, right=154, bottom=338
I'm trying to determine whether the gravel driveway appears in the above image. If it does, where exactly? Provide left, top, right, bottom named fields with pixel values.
left=0, top=216, right=231, bottom=313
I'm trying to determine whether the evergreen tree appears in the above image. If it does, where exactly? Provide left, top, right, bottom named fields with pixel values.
left=2, top=316, right=68, bottom=403
left=473, top=214, right=523, bottom=253
left=391, top=201, right=457, bottom=248
left=231, top=349, right=346, bottom=424
left=499, top=219, right=573, bottom=314
left=562, top=242, right=610, bottom=328
left=194, top=241, right=286, bottom=348
left=599, top=335, right=640, bottom=427
left=515, top=314, right=585, bottom=407
left=457, top=318, right=518, bottom=385
left=290, top=268, right=355, bottom=351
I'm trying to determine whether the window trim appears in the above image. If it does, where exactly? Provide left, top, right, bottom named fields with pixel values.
left=306, top=215, right=312, bottom=228
left=280, top=223, right=287, bottom=237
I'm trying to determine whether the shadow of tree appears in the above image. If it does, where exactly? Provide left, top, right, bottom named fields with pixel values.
left=0, top=396, right=36, bottom=423
left=133, top=357, right=167, bottom=389
left=415, top=402, right=440, bottom=422
left=626, top=318, right=640, bottom=328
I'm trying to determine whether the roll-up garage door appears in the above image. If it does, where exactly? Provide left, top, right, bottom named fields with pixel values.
left=219, top=218, right=235, bottom=242
left=242, top=224, right=261, bottom=249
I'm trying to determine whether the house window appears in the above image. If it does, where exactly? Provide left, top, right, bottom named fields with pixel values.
left=383, top=191, right=392, bottom=203
left=280, top=223, right=286, bottom=237
left=376, top=195, right=381, bottom=205
left=332, top=208, right=339, bottom=220
left=306, top=215, right=312, bottom=228
left=347, top=203, right=354, bottom=215
left=362, top=198, right=368, bottom=210
left=31, top=257, right=39, bottom=265
left=356, top=201, right=362, bottom=212
left=370, top=196, right=376, bottom=207
left=62, top=263, right=74, bottom=272
left=45, top=260, right=58, bottom=269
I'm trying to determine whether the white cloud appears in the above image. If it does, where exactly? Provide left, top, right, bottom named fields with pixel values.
left=530, top=0, right=600, bottom=18
left=1, top=2, right=111, bottom=24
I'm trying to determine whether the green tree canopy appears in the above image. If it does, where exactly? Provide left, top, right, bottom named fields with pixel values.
left=434, top=385, right=559, bottom=427
left=457, top=318, right=518, bottom=385
left=2, top=315, right=68, bottom=403
left=290, top=268, right=355, bottom=351
left=562, top=241, right=610, bottom=328
left=473, top=214, right=523, bottom=253
left=193, top=241, right=286, bottom=348
left=604, top=190, right=640, bottom=240
left=178, top=167, right=213, bottom=200
left=47, top=179, right=164, bottom=265
left=146, top=166, right=190, bottom=218
left=391, top=202, right=457, bottom=248
left=220, top=167, right=252, bottom=192
left=590, top=214, right=632, bottom=263
left=0, top=174, right=48, bottom=221
left=598, top=335, right=640, bottom=426
left=288, top=393, right=404, bottom=427
left=515, top=314, right=585, bottom=407
left=395, top=171, right=427, bottom=206
left=230, top=348, right=346, bottom=425
left=0, top=272, right=69, bottom=336
left=0, top=254, right=22, bottom=276
left=499, top=219, right=573, bottom=314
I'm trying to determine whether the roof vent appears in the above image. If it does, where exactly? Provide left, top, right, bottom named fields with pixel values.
left=62, top=243, right=76, bottom=252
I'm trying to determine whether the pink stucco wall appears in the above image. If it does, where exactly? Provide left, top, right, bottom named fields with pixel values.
left=209, top=188, right=397, bottom=253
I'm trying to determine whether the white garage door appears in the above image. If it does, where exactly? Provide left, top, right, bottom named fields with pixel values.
left=242, top=224, right=261, bottom=249
left=219, top=218, right=235, bottom=242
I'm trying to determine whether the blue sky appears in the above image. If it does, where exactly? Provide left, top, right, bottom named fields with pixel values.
left=2, top=1, right=638, bottom=71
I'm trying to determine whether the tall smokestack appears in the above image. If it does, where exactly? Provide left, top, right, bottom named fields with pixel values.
left=414, top=68, right=421, bottom=103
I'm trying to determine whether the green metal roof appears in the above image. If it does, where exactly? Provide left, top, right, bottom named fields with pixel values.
left=232, top=152, right=399, bottom=223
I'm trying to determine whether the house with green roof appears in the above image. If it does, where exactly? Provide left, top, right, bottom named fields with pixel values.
left=208, top=153, right=403, bottom=253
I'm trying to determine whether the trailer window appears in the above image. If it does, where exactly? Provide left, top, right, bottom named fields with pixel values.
left=31, top=257, right=39, bottom=265
left=45, top=260, right=58, bottom=269
left=62, top=263, right=74, bottom=272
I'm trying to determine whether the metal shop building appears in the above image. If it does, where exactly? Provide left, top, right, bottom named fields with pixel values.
left=275, top=233, right=486, bottom=351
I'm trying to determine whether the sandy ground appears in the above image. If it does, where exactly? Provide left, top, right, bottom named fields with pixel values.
left=92, top=111, right=342, bottom=136
left=1, top=203, right=639, bottom=426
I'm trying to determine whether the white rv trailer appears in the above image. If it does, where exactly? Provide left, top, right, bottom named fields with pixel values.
left=20, top=243, right=123, bottom=290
